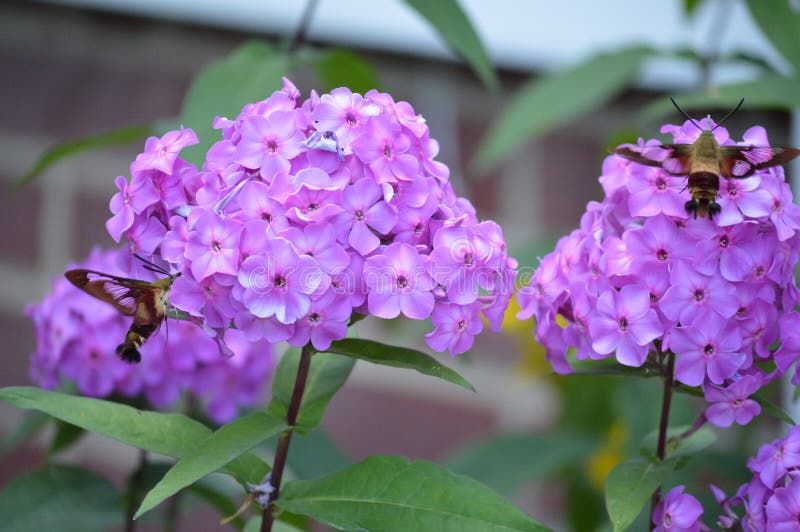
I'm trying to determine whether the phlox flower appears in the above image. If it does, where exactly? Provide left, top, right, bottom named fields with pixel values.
left=364, top=242, right=435, bottom=320
left=588, top=284, right=662, bottom=367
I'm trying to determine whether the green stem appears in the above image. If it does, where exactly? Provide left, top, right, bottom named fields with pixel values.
left=261, top=343, right=313, bottom=532
left=650, top=351, right=675, bottom=530
left=125, top=449, right=149, bottom=532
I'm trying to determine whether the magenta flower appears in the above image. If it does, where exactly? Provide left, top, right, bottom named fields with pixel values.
left=334, top=177, right=397, bottom=255
left=766, top=481, right=800, bottom=530
left=237, top=237, right=324, bottom=324
left=670, top=313, right=744, bottom=386
left=716, top=176, right=771, bottom=226
left=279, top=222, right=349, bottom=275
left=428, top=224, right=493, bottom=305
left=233, top=180, right=290, bottom=232
left=652, top=485, right=703, bottom=532
left=693, top=223, right=757, bottom=282
left=588, top=284, right=663, bottom=367
left=106, top=174, right=160, bottom=242
left=288, top=289, right=350, bottom=351
left=425, top=302, right=483, bottom=355
left=312, top=87, right=380, bottom=149
left=131, top=128, right=199, bottom=175
left=660, top=262, right=738, bottom=325
left=184, top=212, right=242, bottom=280
left=626, top=167, right=687, bottom=218
left=60, top=327, right=127, bottom=397
left=749, top=426, right=800, bottom=488
left=364, top=242, right=435, bottom=320
left=235, top=112, right=305, bottom=181
left=704, top=374, right=762, bottom=427
left=352, top=115, right=419, bottom=184
left=169, top=275, right=235, bottom=330
left=762, top=178, right=800, bottom=241
left=624, top=214, right=694, bottom=275
left=284, top=182, right=344, bottom=224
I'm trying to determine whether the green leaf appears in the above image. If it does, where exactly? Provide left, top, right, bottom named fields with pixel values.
left=0, top=465, right=123, bottom=532
left=316, top=49, right=381, bottom=94
left=186, top=483, right=244, bottom=528
left=745, top=0, right=800, bottom=73
left=16, top=125, right=152, bottom=187
left=179, top=41, right=290, bottom=165
left=753, top=393, right=796, bottom=425
left=605, top=458, right=677, bottom=532
left=683, top=0, right=706, bottom=17
left=447, top=431, right=598, bottom=495
left=0, top=386, right=268, bottom=485
left=277, top=456, right=550, bottom=531
left=473, top=47, right=650, bottom=174
left=48, top=420, right=85, bottom=456
left=135, top=411, right=284, bottom=519
left=639, top=425, right=715, bottom=461
left=326, top=338, right=474, bottom=391
left=286, top=430, right=350, bottom=479
left=402, top=0, right=498, bottom=90
left=269, top=350, right=355, bottom=430
left=638, top=74, right=800, bottom=123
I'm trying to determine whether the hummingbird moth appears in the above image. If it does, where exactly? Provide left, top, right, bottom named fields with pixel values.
left=65, top=255, right=179, bottom=363
left=615, top=98, right=800, bottom=219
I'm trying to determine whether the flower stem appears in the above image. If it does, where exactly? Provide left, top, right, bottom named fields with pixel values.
left=650, top=350, right=675, bottom=529
left=125, top=449, right=149, bottom=532
left=261, top=343, right=313, bottom=532
left=288, top=0, right=319, bottom=54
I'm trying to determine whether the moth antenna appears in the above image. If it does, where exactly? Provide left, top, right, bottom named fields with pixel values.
left=133, top=253, right=169, bottom=274
left=670, top=97, right=702, bottom=131
left=713, top=98, right=745, bottom=130
left=142, top=265, right=166, bottom=276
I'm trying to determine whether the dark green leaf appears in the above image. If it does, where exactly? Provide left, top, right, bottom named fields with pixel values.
left=683, top=0, right=706, bottom=17
left=473, top=47, right=651, bottom=174
left=135, top=411, right=284, bottom=519
left=402, top=0, right=498, bottom=90
left=639, top=75, right=800, bottom=123
left=605, top=458, right=677, bottom=532
left=640, top=425, right=715, bottom=461
left=179, top=41, right=290, bottom=165
left=447, top=431, right=598, bottom=495
left=48, top=420, right=85, bottom=456
left=745, top=0, right=800, bottom=73
left=16, top=125, right=152, bottom=187
left=277, top=456, right=550, bottom=531
left=0, top=465, right=123, bottom=532
left=286, top=430, right=350, bottom=479
left=753, top=393, right=796, bottom=425
left=186, top=481, right=244, bottom=529
left=316, top=49, right=381, bottom=94
left=326, top=338, right=474, bottom=391
left=0, top=386, right=268, bottom=485
left=268, top=350, right=355, bottom=430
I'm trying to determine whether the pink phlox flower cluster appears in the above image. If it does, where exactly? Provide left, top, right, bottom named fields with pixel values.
left=713, top=425, right=800, bottom=530
left=517, top=120, right=800, bottom=425
left=109, top=78, right=517, bottom=355
left=27, top=247, right=274, bottom=423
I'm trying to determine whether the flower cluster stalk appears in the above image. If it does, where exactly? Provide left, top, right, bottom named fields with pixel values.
left=261, top=343, right=313, bottom=532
